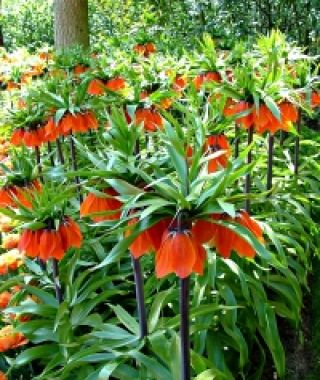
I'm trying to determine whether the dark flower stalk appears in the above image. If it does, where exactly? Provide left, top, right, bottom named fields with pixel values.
left=294, top=112, right=301, bottom=176
left=132, top=137, right=148, bottom=339
left=69, top=133, right=83, bottom=202
left=47, top=142, right=55, bottom=166
left=56, top=138, right=65, bottom=165
left=131, top=257, right=148, bottom=338
left=267, top=133, right=274, bottom=191
left=234, top=123, right=240, bottom=158
left=52, top=258, right=63, bottom=304
left=177, top=211, right=191, bottom=380
left=34, top=146, right=43, bottom=178
left=244, top=126, right=254, bottom=212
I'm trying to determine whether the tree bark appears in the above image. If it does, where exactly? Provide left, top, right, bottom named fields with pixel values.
left=0, top=0, right=4, bottom=47
left=54, top=0, right=89, bottom=50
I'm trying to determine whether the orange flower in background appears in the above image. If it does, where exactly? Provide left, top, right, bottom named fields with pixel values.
left=0, top=292, right=11, bottom=309
left=105, top=77, right=126, bottom=92
left=311, top=91, right=320, bottom=108
left=223, top=100, right=254, bottom=129
left=0, top=187, right=15, bottom=208
left=2, top=234, right=20, bottom=250
left=19, top=218, right=82, bottom=261
left=80, top=188, right=123, bottom=222
left=135, top=108, right=164, bottom=132
left=156, top=230, right=206, bottom=278
left=88, top=79, right=105, bottom=96
left=47, top=111, right=99, bottom=137
left=0, top=325, right=28, bottom=352
left=11, top=128, right=46, bottom=147
left=193, top=71, right=221, bottom=91
left=134, top=43, right=156, bottom=57
left=205, top=135, right=231, bottom=173
left=145, top=42, right=156, bottom=55
left=73, top=64, right=89, bottom=75
left=0, top=215, right=14, bottom=233
left=2, top=249, right=24, bottom=271
left=172, top=75, right=187, bottom=92
left=0, top=370, right=7, bottom=380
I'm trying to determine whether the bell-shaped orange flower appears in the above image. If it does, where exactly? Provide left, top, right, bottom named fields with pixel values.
left=88, top=79, right=105, bottom=96
left=10, top=129, right=25, bottom=146
left=311, top=91, right=320, bottom=108
left=73, top=65, right=89, bottom=75
left=223, top=101, right=254, bottom=129
left=193, top=211, right=264, bottom=259
left=0, top=325, right=28, bottom=352
left=19, top=229, right=42, bottom=258
left=105, top=77, right=126, bottom=92
left=19, top=218, right=82, bottom=261
left=80, top=188, right=123, bottom=222
left=39, top=230, right=64, bottom=261
left=135, top=108, right=164, bottom=132
left=193, top=71, right=221, bottom=91
left=253, top=102, right=297, bottom=135
left=126, top=218, right=170, bottom=259
left=156, top=230, right=206, bottom=278
left=0, top=292, right=12, bottom=309
left=59, top=217, right=83, bottom=251
left=204, top=135, right=231, bottom=173
left=172, top=75, right=187, bottom=92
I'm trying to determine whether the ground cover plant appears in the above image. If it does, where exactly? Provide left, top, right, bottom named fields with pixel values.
left=0, top=25, right=319, bottom=380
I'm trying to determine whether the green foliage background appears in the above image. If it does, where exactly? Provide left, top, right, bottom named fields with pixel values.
left=1, top=0, right=320, bottom=52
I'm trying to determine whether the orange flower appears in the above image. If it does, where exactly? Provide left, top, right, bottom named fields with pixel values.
left=73, top=65, right=89, bottom=75
left=19, top=218, right=82, bottom=261
left=0, top=370, right=7, bottom=380
left=39, top=230, right=65, bottom=261
left=193, top=71, right=221, bottom=91
left=44, top=117, right=60, bottom=141
left=135, top=108, right=164, bottom=132
left=2, top=234, right=20, bottom=250
left=80, top=188, right=123, bottom=222
left=134, top=43, right=156, bottom=57
left=156, top=230, right=206, bottom=278
left=192, top=211, right=264, bottom=259
left=22, top=128, right=46, bottom=147
left=204, top=135, right=231, bottom=173
left=0, top=325, right=28, bottom=352
left=18, top=229, right=42, bottom=258
left=57, top=112, right=98, bottom=136
left=58, top=217, right=83, bottom=251
left=172, top=75, right=187, bottom=91
left=311, top=91, right=320, bottom=108
left=145, top=42, right=156, bottom=56
left=3, top=249, right=24, bottom=271
left=126, top=218, right=170, bottom=259
left=105, top=77, right=126, bottom=92
left=0, top=187, right=15, bottom=207
left=223, top=101, right=254, bottom=129
left=0, top=292, right=11, bottom=309
left=253, top=102, right=297, bottom=135
left=88, top=79, right=105, bottom=96
left=10, top=129, right=25, bottom=146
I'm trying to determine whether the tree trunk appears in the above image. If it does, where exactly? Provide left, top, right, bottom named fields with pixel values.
left=54, top=0, right=89, bottom=50
left=0, top=0, right=4, bottom=47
